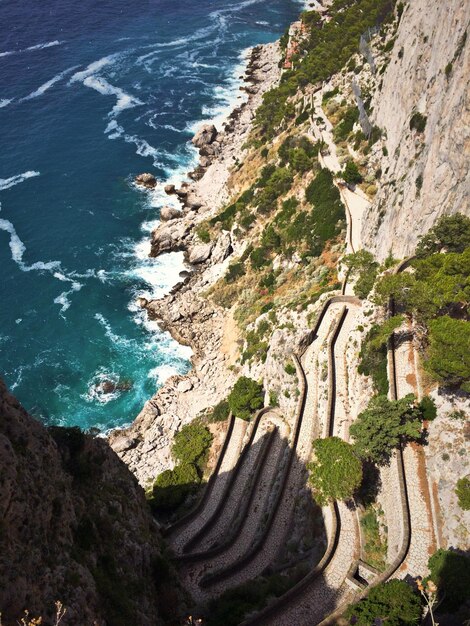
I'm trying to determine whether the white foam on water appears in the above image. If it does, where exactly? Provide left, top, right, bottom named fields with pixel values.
left=69, top=55, right=119, bottom=83
left=0, top=40, right=63, bottom=58
left=147, top=364, right=180, bottom=385
left=52, top=272, right=83, bottom=314
left=0, top=170, right=40, bottom=191
left=83, top=75, right=143, bottom=116
left=0, top=202, right=84, bottom=312
left=21, top=66, right=79, bottom=101
left=27, top=40, right=63, bottom=52
left=0, top=99, right=12, bottom=108
left=185, top=47, right=250, bottom=135
left=83, top=368, right=123, bottom=405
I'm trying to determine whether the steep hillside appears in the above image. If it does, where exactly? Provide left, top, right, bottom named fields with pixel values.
left=0, top=379, right=183, bottom=626
left=362, top=0, right=470, bottom=258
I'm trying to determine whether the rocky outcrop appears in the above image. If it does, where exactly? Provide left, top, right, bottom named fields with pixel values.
left=362, top=0, right=470, bottom=259
left=150, top=217, right=193, bottom=256
left=188, top=242, right=213, bottom=264
left=0, top=379, right=183, bottom=625
left=160, top=205, right=182, bottom=221
left=192, top=124, right=218, bottom=148
left=135, top=172, right=157, bottom=188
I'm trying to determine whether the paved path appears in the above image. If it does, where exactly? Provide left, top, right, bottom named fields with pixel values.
left=169, top=417, right=247, bottom=554
left=392, top=330, right=435, bottom=577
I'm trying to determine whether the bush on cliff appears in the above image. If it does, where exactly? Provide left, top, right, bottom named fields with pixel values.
left=305, top=168, right=345, bottom=247
left=172, top=423, right=213, bottom=466
left=343, top=159, right=363, bottom=185
left=228, top=376, right=264, bottom=420
left=425, top=316, right=470, bottom=391
left=350, top=394, right=423, bottom=465
left=427, top=548, right=470, bottom=612
left=415, top=213, right=470, bottom=258
left=342, top=250, right=379, bottom=298
left=307, top=437, right=363, bottom=505
left=148, top=463, right=200, bottom=512
left=345, top=579, right=422, bottom=626
left=209, top=399, right=230, bottom=423
left=455, top=476, right=470, bottom=511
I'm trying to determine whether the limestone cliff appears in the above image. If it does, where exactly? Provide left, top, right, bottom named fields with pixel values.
left=0, top=379, right=182, bottom=626
left=362, top=0, right=470, bottom=259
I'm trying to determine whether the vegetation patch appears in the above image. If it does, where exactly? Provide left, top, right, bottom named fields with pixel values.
left=350, top=394, right=423, bottom=465
left=227, top=376, right=264, bottom=420
left=307, top=436, right=363, bottom=505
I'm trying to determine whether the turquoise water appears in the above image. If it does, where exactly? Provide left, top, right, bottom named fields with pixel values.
left=0, top=0, right=302, bottom=430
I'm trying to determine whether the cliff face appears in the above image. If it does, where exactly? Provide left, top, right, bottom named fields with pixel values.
left=0, top=380, right=179, bottom=626
left=362, top=0, right=470, bottom=259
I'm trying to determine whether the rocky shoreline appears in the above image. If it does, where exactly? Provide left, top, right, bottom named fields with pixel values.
left=109, top=41, right=283, bottom=486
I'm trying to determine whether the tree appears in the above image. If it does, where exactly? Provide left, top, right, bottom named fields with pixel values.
left=455, top=476, right=470, bottom=511
left=172, top=423, right=213, bottom=466
left=346, top=579, right=422, bottom=626
left=426, top=316, right=470, bottom=391
left=416, top=213, right=470, bottom=257
left=428, top=548, right=470, bottom=612
left=350, top=394, right=422, bottom=465
left=210, top=400, right=230, bottom=423
left=227, top=376, right=264, bottom=420
left=307, top=437, right=363, bottom=505
left=343, top=160, right=363, bottom=185
left=343, top=250, right=379, bottom=298
left=148, top=463, right=200, bottom=511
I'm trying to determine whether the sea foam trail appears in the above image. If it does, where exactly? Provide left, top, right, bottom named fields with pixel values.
left=0, top=171, right=40, bottom=191
left=21, top=66, right=79, bottom=101
left=0, top=40, right=63, bottom=58
left=70, top=55, right=143, bottom=116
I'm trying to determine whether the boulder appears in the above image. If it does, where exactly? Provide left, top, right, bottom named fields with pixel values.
left=111, top=435, right=138, bottom=453
left=136, top=297, right=148, bottom=309
left=188, top=243, right=213, bottom=265
left=176, top=379, right=193, bottom=393
left=192, top=124, right=218, bottom=148
left=164, top=184, right=176, bottom=195
left=150, top=220, right=192, bottom=257
left=211, top=232, right=233, bottom=264
left=135, top=173, right=157, bottom=188
left=160, top=205, right=181, bottom=221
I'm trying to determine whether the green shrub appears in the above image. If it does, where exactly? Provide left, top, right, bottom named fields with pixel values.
left=428, top=548, right=470, bottom=612
left=305, top=168, right=345, bottom=247
left=409, top=111, right=427, bottom=133
left=426, top=316, right=470, bottom=390
left=225, top=262, right=246, bottom=284
left=346, top=580, right=421, bottom=626
left=455, top=476, right=470, bottom=511
left=228, top=377, right=264, bottom=420
left=343, top=250, right=379, bottom=298
left=350, top=394, right=422, bottom=465
left=250, top=247, right=270, bottom=270
left=196, top=225, right=211, bottom=243
left=148, top=463, right=200, bottom=512
left=418, top=396, right=437, bottom=421
left=415, top=213, right=470, bottom=257
left=343, top=160, right=363, bottom=185
left=308, top=437, right=363, bottom=505
left=284, top=362, right=296, bottom=376
left=210, top=400, right=230, bottom=423
left=172, top=423, right=213, bottom=466
left=333, top=105, right=359, bottom=142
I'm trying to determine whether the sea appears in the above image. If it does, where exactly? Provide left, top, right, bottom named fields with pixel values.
left=0, top=0, right=302, bottom=431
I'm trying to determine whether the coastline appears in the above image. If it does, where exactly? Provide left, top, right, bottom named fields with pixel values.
left=109, top=41, right=283, bottom=485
